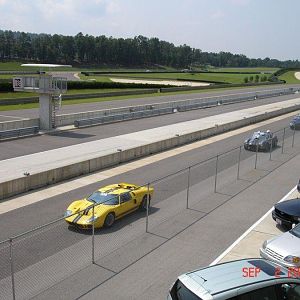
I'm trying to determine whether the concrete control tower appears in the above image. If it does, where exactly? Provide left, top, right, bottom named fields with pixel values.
left=13, top=64, right=70, bottom=130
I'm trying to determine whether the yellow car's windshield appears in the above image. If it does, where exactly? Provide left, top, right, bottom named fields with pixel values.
left=87, top=192, right=119, bottom=205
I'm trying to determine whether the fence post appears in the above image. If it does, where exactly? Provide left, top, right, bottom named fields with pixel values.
left=237, top=146, right=242, bottom=180
left=9, top=238, right=16, bottom=300
left=146, top=183, right=150, bottom=233
left=254, top=144, right=258, bottom=169
left=186, top=167, right=191, bottom=209
left=281, top=128, right=286, bottom=154
left=214, top=155, right=219, bottom=193
left=269, top=138, right=273, bottom=161
left=92, top=205, right=95, bottom=264
left=292, top=126, right=296, bottom=148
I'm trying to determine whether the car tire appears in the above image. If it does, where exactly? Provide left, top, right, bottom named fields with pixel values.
left=104, top=213, right=115, bottom=228
left=265, top=143, right=270, bottom=152
left=140, top=195, right=151, bottom=211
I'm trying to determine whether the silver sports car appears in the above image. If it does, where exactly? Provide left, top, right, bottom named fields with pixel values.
left=260, top=223, right=300, bottom=268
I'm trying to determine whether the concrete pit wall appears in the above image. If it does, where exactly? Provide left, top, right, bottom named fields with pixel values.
left=0, top=118, right=39, bottom=131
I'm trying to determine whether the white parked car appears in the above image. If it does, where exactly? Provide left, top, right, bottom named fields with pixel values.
left=260, top=223, right=300, bottom=268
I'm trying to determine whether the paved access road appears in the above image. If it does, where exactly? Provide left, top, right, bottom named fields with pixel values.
left=1, top=84, right=300, bottom=120
left=0, top=113, right=300, bottom=299
left=0, top=92, right=299, bottom=161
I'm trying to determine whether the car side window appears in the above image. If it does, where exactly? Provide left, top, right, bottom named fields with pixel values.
left=238, top=285, right=278, bottom=300
left=120, top=192, right=131, bottom=203
left=278, top=283, right=300, bottom=300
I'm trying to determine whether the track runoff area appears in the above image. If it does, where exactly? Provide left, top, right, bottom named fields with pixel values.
left=1, top=96, right=300, bottom=299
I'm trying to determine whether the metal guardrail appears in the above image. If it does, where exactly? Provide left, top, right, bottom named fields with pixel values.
left=74, top=107, right=174, bottom=128
left=73, top=88, right=299, bottom=128
left=0, top=126, right=39, bottom=140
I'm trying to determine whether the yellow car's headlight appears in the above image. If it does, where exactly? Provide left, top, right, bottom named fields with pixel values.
left=87, top=216, right=99, bottom=223
left=64, top=210, right=73, bottom=217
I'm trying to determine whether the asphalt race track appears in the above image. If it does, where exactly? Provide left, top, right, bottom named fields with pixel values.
left=0, top=109, right=300, bottom=298
left=1, top=87, right=300, bottom=299
left=0, top=91, right=299, bottom=160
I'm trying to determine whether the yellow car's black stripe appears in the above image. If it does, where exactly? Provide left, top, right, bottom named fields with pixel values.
left=73, top=214, right=82, bottom=223
left=84, top=205, right=94, bottom=215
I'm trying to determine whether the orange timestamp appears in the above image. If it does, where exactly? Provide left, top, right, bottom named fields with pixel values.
left=242, top=266, right=300, bottom=278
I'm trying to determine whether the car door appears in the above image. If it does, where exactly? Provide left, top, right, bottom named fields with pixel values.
left=118, top=192, right=137, bottom=217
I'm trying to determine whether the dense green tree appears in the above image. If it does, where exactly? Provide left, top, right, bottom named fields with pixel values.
left=0, top=29, right=300, bottom=68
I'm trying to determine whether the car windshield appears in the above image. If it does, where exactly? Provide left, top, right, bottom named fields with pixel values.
left=173, top=280, right=203, bottom=300
left=290, top=224, right=300, bottom=238
left=252, top=132, right=266, bottom=141
left=87, top=192, right=119, bottom=205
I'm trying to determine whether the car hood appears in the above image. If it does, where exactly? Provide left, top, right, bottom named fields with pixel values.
left=68, top=200, right=112, bottom=216
left=245, top=138, right=259, bottom=144
left=275, top=199, right=300, bottom=216
left=267, top=232, right=300, bottom=257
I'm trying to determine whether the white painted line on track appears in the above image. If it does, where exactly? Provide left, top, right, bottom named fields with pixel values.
left=209, top=185, right=298, bottom=266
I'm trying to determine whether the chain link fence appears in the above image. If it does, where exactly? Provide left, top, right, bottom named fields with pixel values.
left=1, top=123, right=300, bottom=299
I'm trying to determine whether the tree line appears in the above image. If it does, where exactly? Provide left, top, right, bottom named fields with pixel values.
left=0, top=30, right=300, bottom=69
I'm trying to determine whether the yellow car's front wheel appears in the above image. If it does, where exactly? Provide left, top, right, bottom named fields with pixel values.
left=139, top=195, right=151, bottom=211
left=104, top=213, right=115, bottom=228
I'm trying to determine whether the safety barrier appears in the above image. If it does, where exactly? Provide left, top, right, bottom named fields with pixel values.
left=0, top=126, right=39, bottom=140
left=74, top=107, right=174, bottom=127
left=71, top=88, right=299, bottom=127
left=0, top=118, right=39, bottom=131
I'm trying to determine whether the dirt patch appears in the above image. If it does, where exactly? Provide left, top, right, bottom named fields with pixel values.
left=294, top=72, right=300, bottom=80
left=110, top=78, right=210, bottom=87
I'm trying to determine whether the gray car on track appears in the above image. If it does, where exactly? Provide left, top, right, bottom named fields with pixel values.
left=244, top=130, right=278, bottom=152
left=290, top=114, right=300, bottom=130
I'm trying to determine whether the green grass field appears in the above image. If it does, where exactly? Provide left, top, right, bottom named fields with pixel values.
left=279, top=71, right=300, bottom=84
left=203, top=67, right=278, bottom=73
left=0, top=88, right=143, bottom=99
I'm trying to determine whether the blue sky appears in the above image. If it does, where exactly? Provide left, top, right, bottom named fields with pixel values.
left=0, top=0, right=299, bottom=60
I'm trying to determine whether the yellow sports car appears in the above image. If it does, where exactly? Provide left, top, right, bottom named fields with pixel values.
left=64, top=183, right=154, bottom=229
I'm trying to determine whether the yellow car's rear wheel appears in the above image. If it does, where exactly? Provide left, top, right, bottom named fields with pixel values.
left=104, top=213, right=115, bottom=228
